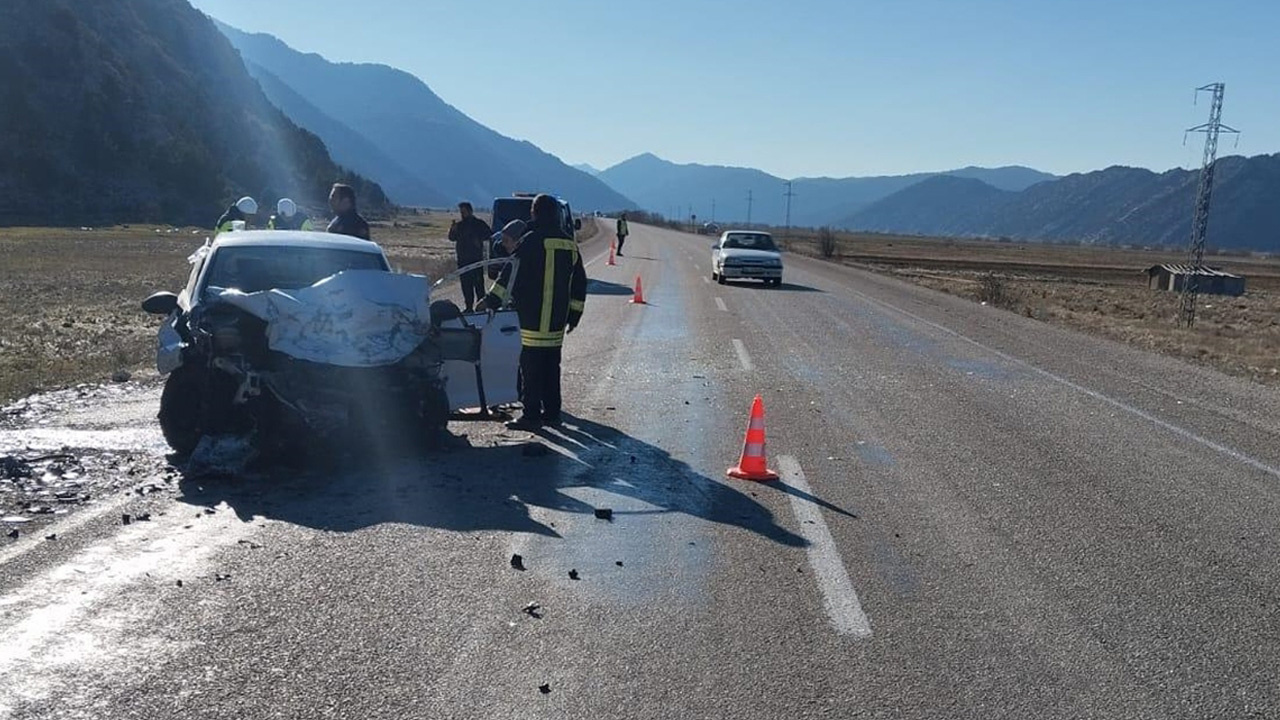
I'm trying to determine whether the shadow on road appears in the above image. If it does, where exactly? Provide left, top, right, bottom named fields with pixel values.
left=585, top=279, right=635, bottom=296
left=175, top=414, right=807, bottom=547
left=774, top=282, right=823, bottom=293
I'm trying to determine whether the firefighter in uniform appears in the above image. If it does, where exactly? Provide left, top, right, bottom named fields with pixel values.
left=485, top=195, right=587, bottom=430
left=215, top=196, right=258, bottom=236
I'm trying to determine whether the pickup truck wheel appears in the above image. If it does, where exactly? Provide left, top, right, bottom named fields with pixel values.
left=717, top=273, right=727, bottom=285
left=158, top=364, right=204, bottom=456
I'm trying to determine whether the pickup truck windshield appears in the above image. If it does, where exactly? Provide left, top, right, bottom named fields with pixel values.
left=723, top=233, right=778, bottom=251
left=202, top=246, right=389, bottom=294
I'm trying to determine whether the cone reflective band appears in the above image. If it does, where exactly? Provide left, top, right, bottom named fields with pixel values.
left=727, top=395, right=778, bottom=481
left=607, top=241, right=617, bottom=266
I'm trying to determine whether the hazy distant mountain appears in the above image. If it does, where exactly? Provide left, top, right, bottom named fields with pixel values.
left=0, top=0, right=385, bottom=226
left=572, top=163, right=601, bottom=176
left=846, top=154, right=1280, bottom=250
left=218, top=23, right=634, bottom=210
left=596, top=153, right=1055, bottom=226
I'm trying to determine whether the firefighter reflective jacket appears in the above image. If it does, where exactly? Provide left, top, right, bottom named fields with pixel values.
left=485, top=220, right=587, bottom=348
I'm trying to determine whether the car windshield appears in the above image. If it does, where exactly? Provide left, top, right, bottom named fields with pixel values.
left=723, top=233, right=778, bottom=251
left=201, top=246, right=389, bottom=294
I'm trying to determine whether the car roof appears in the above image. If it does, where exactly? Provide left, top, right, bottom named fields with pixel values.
left=721, top=230, right=773, bottom=236
left=211, top=230, right=384, bottom=253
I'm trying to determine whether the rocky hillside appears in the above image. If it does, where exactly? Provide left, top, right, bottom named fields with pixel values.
left=0, top=0, right=385, bottom=226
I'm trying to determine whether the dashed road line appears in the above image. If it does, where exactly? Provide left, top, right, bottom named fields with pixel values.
left=702, top=277, right=710, bottom=284
left=777, top=456, right=873, bottom=638
left=732, top=339, right=754, bottom=371
left=715, top=297, right=728, bottom=312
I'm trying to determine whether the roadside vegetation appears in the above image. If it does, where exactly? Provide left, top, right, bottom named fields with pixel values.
left=773, top=226, right=1280, bottom=385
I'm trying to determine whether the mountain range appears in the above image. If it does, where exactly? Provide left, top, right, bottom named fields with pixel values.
left=217, top=23, right=633, bottom=211
left=0, top=0, right=385, bottom=226
left=846, top=154, right=1280, bottom=250
left=596, top=153, right=1057, bottom=227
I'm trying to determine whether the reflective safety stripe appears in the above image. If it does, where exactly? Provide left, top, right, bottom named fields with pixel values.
left=544, top=238, right=577, bottom=253
left=521, top=329, right=565, bottom=347
left=569, top=299, right=585, bottom=312
left=744, top=442, right=766, bottom=456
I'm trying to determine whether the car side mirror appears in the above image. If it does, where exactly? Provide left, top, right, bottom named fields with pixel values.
left=574, top=219, right=582, bottom=231
left=142, top=291, right=179, bottom=315
left=711, top=243, right=720, bottom=250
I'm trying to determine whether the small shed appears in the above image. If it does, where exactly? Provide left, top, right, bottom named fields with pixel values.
left=1145, top=264, right=1246, bottom=296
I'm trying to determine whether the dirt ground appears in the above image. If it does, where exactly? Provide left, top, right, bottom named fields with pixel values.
left=778, top=229, right=1280, bottom=386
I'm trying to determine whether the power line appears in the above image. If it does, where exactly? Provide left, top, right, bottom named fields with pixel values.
left=1179, top=82, right=1240, bottom=327
left=783, top=181, right=796, bottom=243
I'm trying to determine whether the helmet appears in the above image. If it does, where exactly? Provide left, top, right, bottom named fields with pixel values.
left=276, top=198, right=297, bottom=218
left=235, top=196, right=258, bottom=215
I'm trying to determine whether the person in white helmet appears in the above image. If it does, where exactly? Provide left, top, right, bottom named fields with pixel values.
left=268, top=198, right=313, bottom=231
left=215, top=196, right=259, bottom=236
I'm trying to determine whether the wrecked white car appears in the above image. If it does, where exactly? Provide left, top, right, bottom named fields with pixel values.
left=141, top=231, right=521, bottom=456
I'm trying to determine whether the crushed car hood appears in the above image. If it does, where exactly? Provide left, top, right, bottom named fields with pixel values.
left=214, top=270, right=431, bottom=368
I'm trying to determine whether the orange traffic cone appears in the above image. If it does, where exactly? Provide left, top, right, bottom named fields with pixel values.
left=607, top=241, right=617, bottom=266
left=727, top=395, right=778, bottom=481
left=629, top=275, right=646, bottom=304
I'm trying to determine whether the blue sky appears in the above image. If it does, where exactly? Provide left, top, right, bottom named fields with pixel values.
left=190, top=0, right=1278, bottom=179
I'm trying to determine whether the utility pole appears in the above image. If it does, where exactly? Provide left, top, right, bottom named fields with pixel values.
left=783, top=180, right=796, bottom=244
left=1180, top=82, right=1239, bottom=327
left=711, top=198, right=716, bottom=223
left=746, top=190, right=753, bottom=227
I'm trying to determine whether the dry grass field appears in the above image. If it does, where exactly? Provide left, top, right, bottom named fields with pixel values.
left=777, top=228, right=1280, bottom=385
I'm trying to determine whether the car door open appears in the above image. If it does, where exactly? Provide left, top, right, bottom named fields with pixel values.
left=434, top=258, right=523, bottom=415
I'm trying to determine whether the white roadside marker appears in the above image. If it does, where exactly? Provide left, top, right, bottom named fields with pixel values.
left=715, top=297, right=728, bottom=312
left=778, top=455, right=873, bottom=638
left=732, top=339, right=754, bottom=371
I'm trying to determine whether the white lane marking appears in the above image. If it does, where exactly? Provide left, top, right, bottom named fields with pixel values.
left=715, top=297, right=728, bottom=312
left=778, top=456, right=872, bottom=638
left=844, top=285, right=1280, bottom=481
left=732, top=339, right=754, bottom=371
left=702, top=277, right=710, bottom=285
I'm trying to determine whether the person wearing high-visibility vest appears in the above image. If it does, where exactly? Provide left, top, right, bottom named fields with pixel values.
left=268, top=198, right=315, bottom=231
left=215, top=196, right=258, bottom=236
left=615, top=212, right=630, bottom=256
left=484, top=195, right=587, bottom=431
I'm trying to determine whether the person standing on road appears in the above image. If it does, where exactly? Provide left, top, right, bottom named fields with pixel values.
left=326, top=183, right=371, bottom=240
left=485, top=195, right=586, bottom=431
left=448, top=202, right=492, bottom=312
left=269, top=198, right=314, bottom=231
left=615, top=212, right=630, bottom=256
left=215, top=196, right=258, bottom=236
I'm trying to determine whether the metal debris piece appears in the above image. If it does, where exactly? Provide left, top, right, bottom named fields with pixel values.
left=215, top=573, right=231, bottom=582
left=510, top=553, right=526, bottom=571
left=522, top=602, right=543, bottom=619
left=136, top=512, right=152, bottom=522
left=45, top=534, right=57, bottom=541
left=568, top=569, right=580, bottom=581
left=615, top=561, right=624, bottom=567
left=538, top=684, right=551, bottom=695
left=6, top=529, right=18, bottom=540
left=176, top=579, right=183, bottom=588
left=594, top=508, right=613, bottom=521
left=122, top=513, right=131, bottom=526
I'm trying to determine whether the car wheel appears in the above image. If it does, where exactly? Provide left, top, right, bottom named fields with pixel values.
left=158, top=364, right=205, bottom=456
left=717, top=272, right=727, bottom=285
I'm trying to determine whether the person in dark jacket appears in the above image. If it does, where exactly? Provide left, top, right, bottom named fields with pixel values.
left=215, top=196, right=258, bottom=236
left=448, top=202, right=492, bottom=312
left=326, top=183, right=371, bottom=240
left=615, top=212, right=630, bottom=255
left=484, top=194, right=587, bottom=430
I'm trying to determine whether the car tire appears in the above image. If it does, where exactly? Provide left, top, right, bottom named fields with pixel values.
left=158, top=364, right=205, bottom=456
left=717, top=273, right=727, bottom=285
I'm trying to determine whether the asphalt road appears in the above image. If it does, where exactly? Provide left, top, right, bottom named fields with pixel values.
left=4, top=221, right=1280, bottom=719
